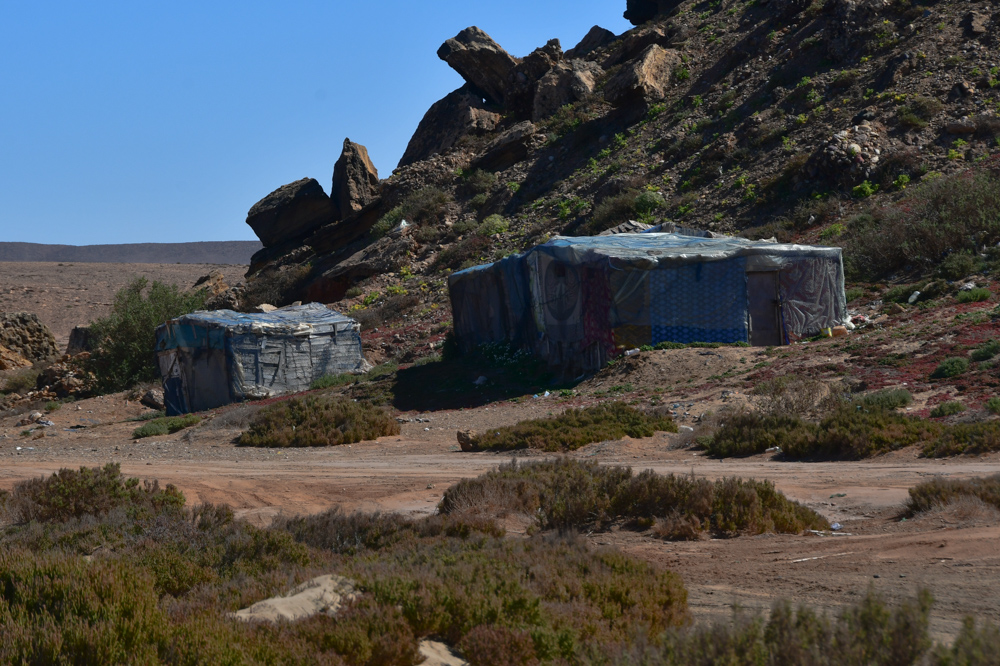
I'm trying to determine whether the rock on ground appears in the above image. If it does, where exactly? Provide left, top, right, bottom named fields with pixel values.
left=533, top=60, right=603, bottom=121
left=603, top=44, right=680, bottom=104
left=233, top=574, right=357, bottom=622
left=565, top=25, right=618, bottom=59
left=245, top=178, right=338, bottom=248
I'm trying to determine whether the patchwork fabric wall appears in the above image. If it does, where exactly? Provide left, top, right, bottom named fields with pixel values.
left=649, top=258, right=748, bottom=344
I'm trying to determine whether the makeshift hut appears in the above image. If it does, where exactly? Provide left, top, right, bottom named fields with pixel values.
left=155, top=303, right=368, bottom=415
left=449, top=232, right=845, bottom=376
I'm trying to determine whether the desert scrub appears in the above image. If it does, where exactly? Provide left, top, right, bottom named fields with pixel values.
left=906, top=473, right=1000, bottom=515
left=922, top=421, right=1000, bottom=457
left=238, top=395, right=399, bottom=447
left=3, top=462, right=184, bottom=524
left=1, top=367, right=40, bottom=394
left=931, top=357, right=969, bottom=379
left=957, top=288, right=992, bottom=303
left=463, top=402, right=677, bottom=452
left=929, top=401, right=966, bottom=418
left=704, top=404, right=939, bottom=459
left=131, top=414, right=201, bottom=439
left=439, top=458, right=828, bottom=537
left=971, top=340, right=1000, bottom=363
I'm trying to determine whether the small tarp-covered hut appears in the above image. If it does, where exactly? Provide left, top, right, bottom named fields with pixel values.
left=449, top=233, right=845, bottom=376
left=155, top=303, right=368, bottom=415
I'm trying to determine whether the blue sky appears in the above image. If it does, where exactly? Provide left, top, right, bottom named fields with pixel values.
left=0, top=2, right=631, bottom=245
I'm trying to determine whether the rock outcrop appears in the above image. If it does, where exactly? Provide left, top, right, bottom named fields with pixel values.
left=603, top=45, right=680, bottom=104
left=66, top=326, right=93, bottom=356
left=473, top=121, right=540, bottom=172
left=0, top=344, right=31, bottom=371
left=533, top=60, right=603, bottom=121
left=437, top=27, right=518, bottom=106
left=623, top=0, right=684, bottom=25
left=0, top=313, right=57, bottom=362
left=246, top=178, right=337, bottom=248
left=398, top=85, right=502, bottom=168
left=565, top=26, right=618, bottom=59
left=506, top=39, right=563, bottom=119
left=811, top=121, right=885, bottom=183
left=332, top=139, right=380, bottom=217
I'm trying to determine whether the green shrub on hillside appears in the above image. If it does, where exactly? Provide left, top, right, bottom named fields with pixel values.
left=923, top=421, right=1000, bottom=457
left=929, top=401, right=966, bottom=418
left=931, top=357, right=969, bottom=379
left=131, top=414, right=201, bottom=439
left=970, top=340, right=1000, bottom=363
left=843, top=168, right=1000, bottom=279
left=82, top=278, right=206, bottom=394
left=986, top=397, right=1000, bottom=414
left=906, top=473, right=1000, bottom=515
left=957, top=288, right=992, bottom=303
left=238, top=395, right=399, bottom=447
left=463, top=402, right=677, bottom=452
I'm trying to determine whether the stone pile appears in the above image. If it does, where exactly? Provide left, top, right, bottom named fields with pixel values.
left=0, top=313, right=58, bottom=363
left=813, top=121, right=884, bottom=182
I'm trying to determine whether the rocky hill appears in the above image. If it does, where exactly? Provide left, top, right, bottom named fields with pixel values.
left=0, top=241, right=262, bottom=265
left=230, top=0, right=1000, bottom=321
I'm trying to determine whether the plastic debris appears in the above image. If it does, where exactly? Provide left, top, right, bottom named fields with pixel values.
left=679, top=426, right=694, bottom=432
left=907, top=291, right=921, bottom=304
left=765, top=446, right=781, bottom=453
left=473, top=376, right=488, bottom=386
left=830, top=493, right=847, bottom=498
left=624, top=348, right=640, bottom=357
left=831, top=522, right=842, bottom=531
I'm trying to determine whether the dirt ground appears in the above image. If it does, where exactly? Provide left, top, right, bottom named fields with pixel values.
left=2, top=261, right=999, bottom=644
left=2, top=389, right=999, bottom=643
left=0, top=261, right=248, bottom=349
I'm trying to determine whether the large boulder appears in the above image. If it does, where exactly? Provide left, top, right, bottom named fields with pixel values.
left=533, top=60, right=603, bottom=121
left=472, top=121, right=540, bottom=172
left=398, top=85, right=502, bottom=168
left=246, top=178, right=337, bottom=248
left=505, top=39, right=563, bottom=118
left=437, top=27, right=518, bottom=106
left=332, top=139, right=380, bottom=217
left=66, top=326, right=93, bottom=356
left=603, top=45, right=680, bottom=105
left=566, top=26, right=618, bottom=59
left=0, top=312, right=58, bottom=362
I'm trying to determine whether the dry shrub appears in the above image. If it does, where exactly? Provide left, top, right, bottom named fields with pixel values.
left=199, top=403, right=263, bottom=431
left=923, top=421, right=1000, bottom=457
left=466, top=402, right=677, bottom=452
left=433, top=234, right=493, bottom=271
left=440, top=459, right=828, bottom=537
left=5, top=463, right=184, bottom=525
left=459, top=625, right=539, bottom=666
left=273, top=508, right=415, bottom=555
left=238, top=395, right=400, bottom=448
left=352, top=293, right=420, bottom=330
left=906, top=473, right=1000, bottom=516
left=321, top=599, right=422, bottom=666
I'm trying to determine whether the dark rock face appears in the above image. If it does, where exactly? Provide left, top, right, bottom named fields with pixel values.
left=472, top=121, right=540, bottom=172
left=246, top=178, right=337, bottom=248
left=437, top=27, right=518, bottom=106
left=506, top=39, right=563, bottom=118
left=604, top=45, right=680, bottom=105
left=533, top=60, right=603, bottom=121
left=565, top=26, right=618, bottom=59
left=0, top=312, right=58, bottom=361
left=66, top=326, right=93, bottom=356
left=623, top=0, right=683, bottom=25
left=332, top=139, right=380, bottom=217
left=398, top=85, right=502, bottom=168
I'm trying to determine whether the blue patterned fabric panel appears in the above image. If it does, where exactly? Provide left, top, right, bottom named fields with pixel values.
left=649, top=258, right=748, bottom=344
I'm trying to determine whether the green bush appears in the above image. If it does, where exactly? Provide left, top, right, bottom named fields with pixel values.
left=476, top=214, right=509, bottom=236
left=931, top=357, right=969, bottom=379
left=131, top=414, right=201, bottom=439
left=578, top=189, right=665, bottom=235
left=4, top=463, right=185, bottom=524
left=986, top=396, right=1000, bottom=414
left=923, top=421, right=1000, bottom=456
left=440, top=459, right=828, bottom=537
left=83, top=278, right=206, bottom=394
left=939, top=252, right=979, bottom=280
left=957, top=288, right=992, bottom=303
left=843, top=167, right=1000, bottom=279
left=1, top=367, right=40, bottom=395
left=859, top=388, right=913, bottom=410
left=309, top=372, right=358, bottom=390
left=370, top=205, right=404, bottom=239
left=930, top=401, right=966, bottom=418
left=464, top=402, right=677, bottom=452
left=238, top=395, right=400, bottom=447
left=460, top=168, right=497, bottom=195
left=971, top=340, right=1000, bottom=362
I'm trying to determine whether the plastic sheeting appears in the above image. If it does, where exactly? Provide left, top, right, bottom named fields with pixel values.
left=155, top=303, right=368, bottom=415
left=449, top=233, right=846, bottom=374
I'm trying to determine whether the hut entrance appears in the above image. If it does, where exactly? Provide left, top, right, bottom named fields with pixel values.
left=747, top=271, right=783, bottom=346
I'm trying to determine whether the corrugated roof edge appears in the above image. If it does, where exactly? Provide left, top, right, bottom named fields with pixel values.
left=160, top=303, right=357, bottom=330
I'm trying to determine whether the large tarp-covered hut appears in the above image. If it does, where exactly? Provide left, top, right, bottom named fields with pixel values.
left=449, top=233, right=845, bottom=376
left=155, top=303, right=368, bottom=415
